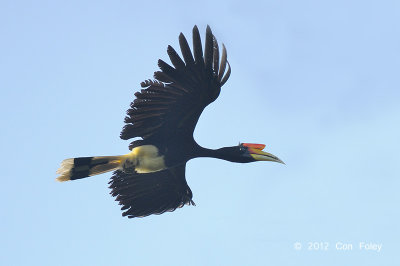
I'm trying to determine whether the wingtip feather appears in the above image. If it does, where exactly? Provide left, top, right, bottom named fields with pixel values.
left=220, top=60, right=231, bottom=86
left=192, top=25, right=204, bottom=65
left=204, top=25, right=214, bottom=70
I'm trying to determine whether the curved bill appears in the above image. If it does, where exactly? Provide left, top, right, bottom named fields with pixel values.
left=243, top=143, right=285, bottom=164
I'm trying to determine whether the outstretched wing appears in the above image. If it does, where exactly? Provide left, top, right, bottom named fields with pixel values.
left=120, top=25, right=231, bottom=147
left=109, top=165, right=194, bottom=218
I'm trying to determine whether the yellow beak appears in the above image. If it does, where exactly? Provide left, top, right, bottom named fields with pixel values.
left=250, top=149, right=285, bottom=164
left=243, top=143, right=285, bottom=164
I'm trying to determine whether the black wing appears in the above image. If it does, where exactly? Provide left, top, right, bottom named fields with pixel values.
left=120, top=25, right=231, bottom=147
left=108, top=165, right=195, bottom=218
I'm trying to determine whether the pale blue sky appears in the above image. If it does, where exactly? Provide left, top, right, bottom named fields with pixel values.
left=1, top=0, right=399, bottom=265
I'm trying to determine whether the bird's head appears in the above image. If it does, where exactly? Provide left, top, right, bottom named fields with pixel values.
left=217, top=143, right=284, bottom=164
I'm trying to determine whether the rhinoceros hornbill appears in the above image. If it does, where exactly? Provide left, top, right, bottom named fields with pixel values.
left=56, top=25, right=284, bottom=218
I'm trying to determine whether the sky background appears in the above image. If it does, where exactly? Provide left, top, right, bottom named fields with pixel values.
left=1, top=0, right=399, bottom=265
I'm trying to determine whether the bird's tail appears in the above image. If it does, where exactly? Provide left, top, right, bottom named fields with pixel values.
left=56, top=156, right=125, bottom=182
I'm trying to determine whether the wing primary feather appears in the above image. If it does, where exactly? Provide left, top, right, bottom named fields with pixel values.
left=154, top=71, right=173, bottom=83
left=220, top=61, right=231, bottom=86
left=213, top=36, right=219, bottom=75
left=218, top=43, right=227, bottom=82
left=158, top=59, right=179, bottom=82
left=192, top=25, right=204, bottom=67
left=179, top=33, right=195, bottom=65
left=204, top=25, right=214, bottom=71
left=167, top=45, right=185, bottom=70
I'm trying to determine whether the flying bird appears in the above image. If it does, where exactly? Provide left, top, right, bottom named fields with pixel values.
left=56, top=25, right=284, bottom=218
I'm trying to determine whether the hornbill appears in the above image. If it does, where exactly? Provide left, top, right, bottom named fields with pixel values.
left=56, top=25, right=284, bottom=218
